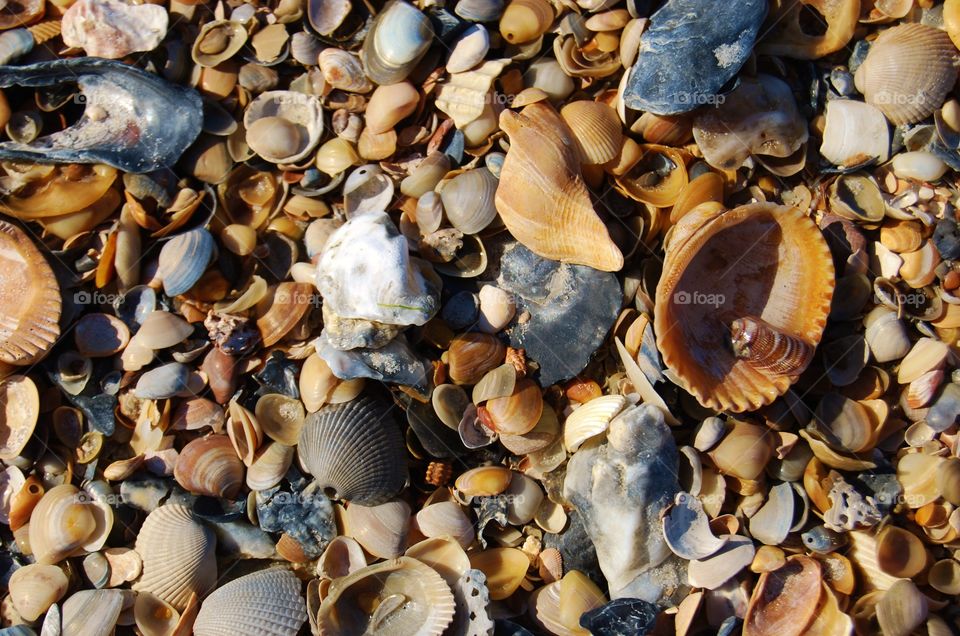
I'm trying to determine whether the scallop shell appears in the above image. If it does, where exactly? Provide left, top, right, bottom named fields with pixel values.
left=563, top=395, right=628, bottom=452
left=655, top=203, right=835, bottom=412
left=318, top=49, right=373, bottom=94
left=0, top=375, right=38, bottom=460
left=560, top=100, right=623, bottom=166
left=243, top=91, right=323, bottom=164
left=439, top=168, right=499, bottom=235
left=61, top=589, right=125, bottom=636
left=193, top=568, right=306, bottom=636
left=361, top=1, right=434, bottom=86
left=29, top=484, right=109, bottom=565
left=744, top=556, right=822, bottom=636
left=173, top=435, right=245, bottom=499
left=495, top=102, right=623, bottom=271
left=134, top=504, right=217, bottom=611
left=854, top=23, right=958, bottom=125
left=297, top=394, right=407, bottom=505
left=0, top=221, right=60, bottom=365
left=317, top=557, right=455, bottom=635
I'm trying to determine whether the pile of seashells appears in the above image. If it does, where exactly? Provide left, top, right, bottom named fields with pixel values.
left=4, top=0, right=960, bottom=633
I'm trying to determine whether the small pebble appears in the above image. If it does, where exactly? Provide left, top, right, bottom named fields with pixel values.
left=441, top=291, right=480, bottom=331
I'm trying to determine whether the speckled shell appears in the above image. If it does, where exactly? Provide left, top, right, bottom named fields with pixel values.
left=854, top=23, right=958, bottom=125
left=134, top=504, right=217, bottom=611
left=655, top=203, right=835, bottom=412
left=193, top=568, right=307, bottom=636
left=495, top=102, right=623, bottom=272
left=297, top=394, right=408, bottom=505
left=0, top=221, right=61, bottom=366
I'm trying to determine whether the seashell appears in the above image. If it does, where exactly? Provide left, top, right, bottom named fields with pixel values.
left=655, top=203, right=834, bottom=412
left=853, top=23, right=958, bottom=125
left=29, top=484, right=110, bottom=565
left=748, top=482, right=796, bottom=547
left=743, top=556, right=822, bottom=636
left=707, top=423, right=774, bottom=480
left=471, top=364, right=516, bottom=406
left=172, top=397, right=224, bottom=433
left=495, top=102, right=623, bottom=271
left=928, top=559, right=960, bottom=595
left=61, top=590, right=125, bottom=636
left=62, top=0, right=168, bottom=59
left=448, top=332, right=506, bottom=385
left=238, top=63, right=279, bottom=94
left=257, top=282, right=314, bottom=348
left=173, top=435, right=244, bottom=499
left=243, top=91, right=323, bottom=164
left=245, top=443, right=294, bottom=491
left=405, top=537, right=471, bottom=588
left=435, top=58, right=510, bottom=129
left=319, top=49, right=373, bottom=94
left=344, top=499, right=411, bottom=558
left=415, top=501, right=475, bottom=548
left=481, top=378, right=543, bottom=436
left=440, top=168, right=499, bottom=235
left=74, top=313, right=130, bottom=358
left=298, top=395, right=407, bottom=505
left=687, top=534, right=755, bottom=590
left=563, top=394, right=628, bottom=452
left=9, top=474, right=42, bottom=531
left=457, top=0, right=504, bottom=21
left=157, top=228, right=214, bottom=297
left=447, top=25, right=490, bottom=74
left=315, top=138, right=359, bottom=177
left=299, top=353, right=340, bottom=413
left=0, top=375, right=38, bottom=460
left=226, top=401, right=264, bottom=467
left=820, top=99, right=889, bottom=167
left=134, top=362, right=191, bottom=399
left=897, top=337, right=949, bottom=384
left=432, top=383, right=470, bottom=431
left=401, top=153, right=450, bottom=198
left=662, top=492, right=726, bottom=560
left=8, top=563, right=69, bottom=622
left=366, top=82, right=420, bottom=134
left=254, top=394, right=305, bottom=446
left=194, top=568, right=306, bottom=636
left=560, top=100, right=623, bottom=166
left=135, top=592, right=180, bottom=636
left=892, top=151, right=948, bottom=182
left=477, top=286, right=516, bottom=334
left=455, top=465, right=513, bottom=497
left=134, top=504, right=217, bottom=611
left=813, top=393, right=876, bottom=454
left=503, top=472, right=543, bottom=525
left=317, top=557, right=455, bottom=635
left=499, top=0, right=553, bottom=44
left=864, top=307, right=910, bottom=363
left=936, top=457, right=960, bottom=505
left=469, top=548, right=529, bottom=601
left=318, top=535, right=367, bottom=580
left=0, top=221, right=60, bottom=366
left=875, top=525, right=927, bottom=578
left=361, top=1, right=434, bottom=86
left=876, top=579, right=928, bottom=636
left=192, top=21, right=247, bottom=67
left=758, top=0, right=859, bottom=59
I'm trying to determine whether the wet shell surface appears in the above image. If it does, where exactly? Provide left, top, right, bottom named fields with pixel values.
left=193, top=568, right=306, bottom=636
left=297, top=394, right=408, bottom=505
left=134, top=503, right=217, bottom=611
left=655, top=203, right=835, bottom=412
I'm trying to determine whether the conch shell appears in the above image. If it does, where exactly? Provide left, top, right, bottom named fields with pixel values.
left=495, top=102, right=623, bottom=272
left=655, top=203, right=835, bottom=412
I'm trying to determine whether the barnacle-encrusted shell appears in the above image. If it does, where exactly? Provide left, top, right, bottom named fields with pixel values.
left=495, top=102, right=623, bottom=271
left=854, top=23, right=958, bottom=125
left=134, top=504, right=217, bottom=611
left=193, top=568, right=306, bottom=636
left=0, top=220, right=60, bottom=365
left=317, top=557, right=456, bottom=635
left=655, top=203, right=835, bottom=412
left=298, top=394, right=408, bottom=505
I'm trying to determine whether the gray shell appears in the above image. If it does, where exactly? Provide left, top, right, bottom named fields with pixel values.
left=298, top=394, right=408, bottom=505
left=193, top=568, right=307, bottom=636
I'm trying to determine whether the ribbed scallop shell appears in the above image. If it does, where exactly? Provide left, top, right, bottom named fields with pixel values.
left=854, top=23, right=958, bottom=125
left=0, top=221, right=61, bottom=366
left=317, top=557, right=456, bottom=635
left=560, top=101, right=623, bottom=165
left=134, top=504, right=217, bottom=611
left=193, top=568, right=306, bottom=636
left=655, top=203, right=835, bottom=412
left=297, top=394, right=407, bottom=505
left=495, top=102, right=623, bottom=271
left=174, top=435, right=245, bottom=499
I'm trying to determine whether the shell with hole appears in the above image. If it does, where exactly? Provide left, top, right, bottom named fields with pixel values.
left=655, top=203, right=835, bottom=412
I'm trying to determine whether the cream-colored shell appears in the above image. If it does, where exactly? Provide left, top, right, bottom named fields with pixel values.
left=193, top=568, right=306, bottom=636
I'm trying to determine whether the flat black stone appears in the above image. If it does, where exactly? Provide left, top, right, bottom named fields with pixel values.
left=579, top=598, right=660, bottom=636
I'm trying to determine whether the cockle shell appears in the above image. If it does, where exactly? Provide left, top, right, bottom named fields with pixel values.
left=361, top=1, right=434, bottom=86
left=173, top=435, right=245, bottom=499
left=495, top=102, right=623, bottom=271
left=193, top=568, right=306, bottom=636
left=8, top=563, right=69, bottom=621
left=560, top=100, right=623, bottom=166
left=298, top=394, right=407, bottom=505
left=29, top=484, right=112, bottom=565
left=854, top=23, right=959, bottom=125
left=439, top=168, right=499, bottom=235
left=655, top=203, right=835, bottom=412
left=134, top=504, right=217, bottom=611
left=62, top=0, right=168, bottom=59
left=317, top=557, right=455, bottom=635
left=318, top=49, right=373, bottom=94
left=0, top=221, right=60, bottom=366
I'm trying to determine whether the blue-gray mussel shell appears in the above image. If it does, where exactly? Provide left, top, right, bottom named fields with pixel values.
left=0, top=58, right=203, bottom=172
left=360, top=1, right=435, bottom=85
left=297, top=394, right=408, bottom=505
left=621, top=0, right=767, bottom=115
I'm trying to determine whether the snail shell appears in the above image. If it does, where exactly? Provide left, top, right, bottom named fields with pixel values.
left=193, top=568, right=307, bottom=636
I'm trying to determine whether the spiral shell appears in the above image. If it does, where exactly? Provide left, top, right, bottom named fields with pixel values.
left=193, top=568, right=307, bottom=636
left=134, top=504, right=217, bottom=611
left=174, top=435, right=245, bottom=499
left=297, top=394, right=408, bottom=505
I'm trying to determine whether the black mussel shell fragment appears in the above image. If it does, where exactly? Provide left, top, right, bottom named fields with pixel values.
left=494, top=621, right=535, bottom=636
left=497, top=243, right=620, bottom=387
left=192, top=495, right=246, bottom=523
left=406, top=397, right=469, bottom=459
left=934, top=217, right=960, bottom=260
left=255, top=482, right=337, bottom=559
left=621, top=0, right=767, bottom=114
left=254, top=351, right=300, bottom=398
left=579, top=598, right=659, bottom=636
left=67, top=393, right=117, bottom=436
left=543, top=509, right=605, bottom=588
left=0, top=58, right=203, bottom=173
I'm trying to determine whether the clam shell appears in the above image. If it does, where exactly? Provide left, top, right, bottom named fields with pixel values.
left=687, top=534, right=755, bottom=590
left=226, top=401, right=264, bottom=466
left=361, top=1, right=434, bottom=86
left=61, top=590, right=125, bottom=636
left=345, top=499, right=411, bottom=559
left=194, top=568, right=306, bottom=636
left=135, top=592, right=180, bottom=636
left=876, top=579, right=928, bottom=636
left=318, top=49, right=373, bottom=94
left=405, top=537, right=471, bottom=587
left=0, top=221, right=60, bottom=365
left=560, top=100, right=623, bottom=166
left=448, top=332, right=506, bottom=385
left=439, top=168, right=499, bottom=235
left=744, top=556, right=822, bottom=636
left=401, top=153, right=451, bottom=199
left=482, top=377, right=542, bottom=436
left=29, top=484, right=105, bottom=565
left=662, top=492, right=726, bottom=560
left=157, top=228, right=214, bottom=297
left=447, top=25, right=490, bottom=74
left=455, top=465, right=512, bottom=497
left=243, top=91, right=323, bottom=164
left=415, top=501, right=476, bottom=548
left=0, top=375, right=38, bottom=460
left=655, top=203, right=835, bottom=412
left=62, top=0, right=167, bottom=59
left=245, top=442, right=294, bottom=491
left=563, top=394, right=628, bottom=452
left=298, top=394, right=407, bottom=505
left=299, top=353, right=339, bottom=413
left=495, top=102, right=623, bottom=271
left=173, top=435, right=245, bottom=499
left=134, top=504, right=217, bottom=611
left=317, top=557, right=455, bottom=635
left=854, top=23, right=958, bottom=125
left=255, top=394, right=305, bottom=446
left=469, top=548, right=529, bottom=600
left=820, top=99, right=890, bottom=167
left=875, top=525, right=927, bottom=578
left=192, top=20, right=247, bottom=67
left=9, top=563, right=68, bottom=622
left=257, top=282, right=314, bottom=347
left=318, top=535, right=367, bottom=580
left=758, top=0, right=858, bottom=59
left=928, top=559, right=960, bottom=595
left=503, top=472, right=543, bottom=525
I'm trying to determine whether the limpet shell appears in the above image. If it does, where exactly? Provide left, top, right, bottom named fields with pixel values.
left=194, top=568, right=306, bottom=636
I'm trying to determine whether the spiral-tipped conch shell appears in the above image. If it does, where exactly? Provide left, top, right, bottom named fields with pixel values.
left=655, top=203, right=835, bottom=412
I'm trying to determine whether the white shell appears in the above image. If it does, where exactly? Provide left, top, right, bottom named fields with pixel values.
left=61, top=590, right=125, bottom=636
left=194, top=568, right=307, bottom=636
left=243, top=91, right=324, bottom=164
left=62, top=0, right=168, bottom=59
left=345, top=499, right=411, bottom=558
left=661, top=492, right=726, bottom=560
left=687, top=534, right=755, bottom=590
left=447, top=25, right=490, bottom=73
left=415, top=502, right=476, bottom=548
left=8, top=563, right=69, bottom=622
left=563, top=395, right=628, bottom=452
left=819, top=99, right=890, bottom=166
left=245, top=442, right=295, bottom=491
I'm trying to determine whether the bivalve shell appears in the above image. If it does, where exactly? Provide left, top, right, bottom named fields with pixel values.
left=173, top=435, right=245, bottom=499
left=8, top=563, right=68, bottom=621
left=440, top=168, right=499, bottom=235
left=361, top=1, right=434, bottom=86
left=61, top=589, right=125, bottom=636
left=345, top=499, right=411, bottom=559
left=194, top=568, right=306, bottom=636
left=447, top=332, right=506, bottom=385
left=415, top=501, right=476, bottom=548
left=29, top=484, right=111, bottom=565
left=0, top=375, right=38, bottom=460
left=563, top=394, right=628, bottom=452
left=743, top=556, right=822, bottom=636
left=243, top=91, right=323, bottom=164
left=560, top=100, right=624, bottom=166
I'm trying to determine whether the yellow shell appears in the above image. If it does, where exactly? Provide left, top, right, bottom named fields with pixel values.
left=495, top=102, right=623, bottom=271
left=655, top=203, right=835, bottom=412
left=499, top=0, right=554, bottom=44
left=758, top=0, right=859, bottom=59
